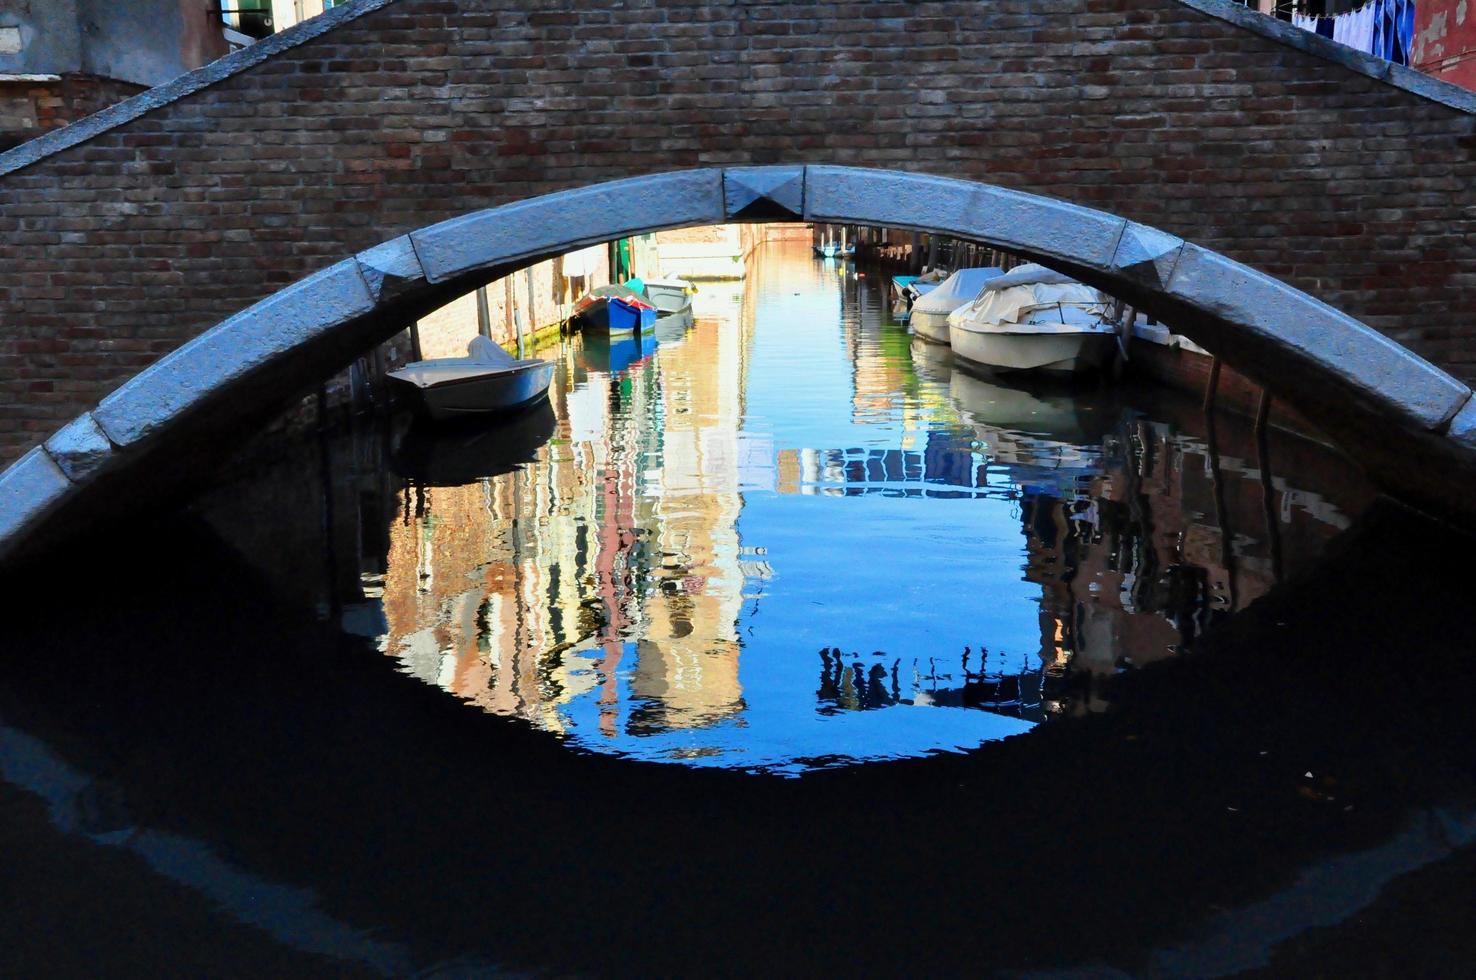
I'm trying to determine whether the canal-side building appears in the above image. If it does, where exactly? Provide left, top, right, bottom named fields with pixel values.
left=1411, top=0, right=1476, bottom=88
left=0, top=0, right=228, bottom=150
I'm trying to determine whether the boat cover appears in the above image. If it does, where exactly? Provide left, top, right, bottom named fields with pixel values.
left=909, top=267, right=1006, bottom=317
left=389, top=338, right=542, bottom=390
left=953, top=264, right=1106, bottom=329
left=468, top=335, right=519, bottom=367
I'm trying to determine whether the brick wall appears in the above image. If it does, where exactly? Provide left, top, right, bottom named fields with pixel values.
left=2, top=0, right=1475, bottom=466
left=0, top=74, right=144, bottom=151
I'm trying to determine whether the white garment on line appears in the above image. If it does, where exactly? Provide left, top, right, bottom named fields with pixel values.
left=1351, top=3, right=1376, bottom=55
left=561, top=243, right=605, bottom=279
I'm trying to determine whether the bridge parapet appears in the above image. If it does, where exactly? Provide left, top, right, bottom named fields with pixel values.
left=5, top=0, right=1476, bottom=550
left=3, top=167, right=1475, bottom=561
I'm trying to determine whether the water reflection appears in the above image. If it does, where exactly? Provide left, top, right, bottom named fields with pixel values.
left=373, top=242, right=1372, bottom=771
left=4, top=243, right=1473, bottom=979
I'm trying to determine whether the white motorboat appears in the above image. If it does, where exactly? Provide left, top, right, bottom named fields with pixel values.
left=642, top=277, right=696, bottom=316
left=388, top=336, right=555, bottom=421
left=947, top=264, right=1117, bottom=376
left=909, top=267, right=1005, bottom=344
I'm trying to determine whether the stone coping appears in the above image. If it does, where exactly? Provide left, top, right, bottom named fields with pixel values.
left=1180, top=0, right=1476, bottom=114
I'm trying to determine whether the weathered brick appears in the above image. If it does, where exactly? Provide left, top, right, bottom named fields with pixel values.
left=0, top=0, right=1474, bottom=468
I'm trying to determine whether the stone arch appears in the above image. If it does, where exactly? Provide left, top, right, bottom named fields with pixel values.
left=3, top=165, right=1474, bottom=561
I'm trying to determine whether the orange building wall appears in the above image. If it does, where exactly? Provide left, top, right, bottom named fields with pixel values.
left=1411, top=0, right=1476, bottom=89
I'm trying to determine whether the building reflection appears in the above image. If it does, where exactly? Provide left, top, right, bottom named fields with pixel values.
left=950, top=373, right=1372, bottom=719
left=376, top=293, right=757, bottom=741
left=365, top=242, right=1373, bottom=759
left=817, top=307, right=1369, bottom=724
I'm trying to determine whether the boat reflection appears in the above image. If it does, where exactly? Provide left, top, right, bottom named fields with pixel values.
left=949, top=366, right=1112, bottom=493
left=390, top=398, right=557, bottom=487
left=576, top=328, right=660, bottom=375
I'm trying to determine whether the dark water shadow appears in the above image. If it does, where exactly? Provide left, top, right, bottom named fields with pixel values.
left=2, top=496, right=1476, bottom=977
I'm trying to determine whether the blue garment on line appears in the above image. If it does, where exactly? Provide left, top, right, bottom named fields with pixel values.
left=1398, top=0, right=1415, bottom=65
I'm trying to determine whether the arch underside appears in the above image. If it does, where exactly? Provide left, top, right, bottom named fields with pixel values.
left=4, top=165, right=1476, bottom=561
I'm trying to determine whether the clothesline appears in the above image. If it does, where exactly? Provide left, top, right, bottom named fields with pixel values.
left=1290, top=0, right=1415, bottom=66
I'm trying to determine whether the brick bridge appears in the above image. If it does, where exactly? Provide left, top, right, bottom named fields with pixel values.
left=3, top=0, right=1476, bottom=558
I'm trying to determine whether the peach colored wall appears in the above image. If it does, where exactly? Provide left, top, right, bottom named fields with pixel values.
left=415, top=248, right=613, bottom=358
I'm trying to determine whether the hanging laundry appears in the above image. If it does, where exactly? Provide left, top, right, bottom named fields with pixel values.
left=1397, top=0, right=1415, bottom=64
left=1289, top=0, right=1413, bottom=65
left=561, top=243, right=605, bottom=280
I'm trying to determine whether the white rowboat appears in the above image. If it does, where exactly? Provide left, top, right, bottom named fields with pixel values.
left=388, top=337, right=555, bottom=421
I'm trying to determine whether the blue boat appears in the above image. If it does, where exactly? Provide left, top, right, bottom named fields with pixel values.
left=572, top=284, right=658, bottom=335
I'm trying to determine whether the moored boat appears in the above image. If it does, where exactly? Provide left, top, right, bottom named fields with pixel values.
left=909, top=267, right=1005, bottom=344
left=947, top=264, right=1118, bottom=377
left=890, top=274, right=931, bottom=322
left=641, top=277, right=697, bottom=315
left=572, top=284, right=658, bottom=334
left=813, top=242, right=856, bottom=259
left=388, top=336, right=555, bottom=422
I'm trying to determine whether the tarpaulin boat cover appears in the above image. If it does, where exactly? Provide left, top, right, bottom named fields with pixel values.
left=909, top=267, right=1006, bottom=316
left=955, top=263, right=1105, bottom=326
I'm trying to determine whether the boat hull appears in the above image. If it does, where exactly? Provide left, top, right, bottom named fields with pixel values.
left=949, top=324, right=1115, bottom=376
left=576, top=296, right=658, bottom=335
left=911, top=309, right=953, bottom=344
left=390, top=361, right=555, bottom=421
left=644, top=282, right=693, bottom=315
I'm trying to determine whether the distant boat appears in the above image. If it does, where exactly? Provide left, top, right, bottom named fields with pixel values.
left=947, top=264, right=1117, bottom=377
left=641, top=277, right=696, bottom=316
left=388, top=336, right=554, bottom=422
left=572, top=284, right=658, bottom=334
left=909, top=267, right=1005, bottom=344
left=902, top=269, right=946, bottom=314
left=813, top=242, right=856, bottom=259
left=890, top=275, right=920, bottom=321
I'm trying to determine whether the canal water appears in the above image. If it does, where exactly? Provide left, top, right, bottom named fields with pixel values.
left=3, top=240, right=1475, bottom=977
left=356, top=242, right=1373, bottom=774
